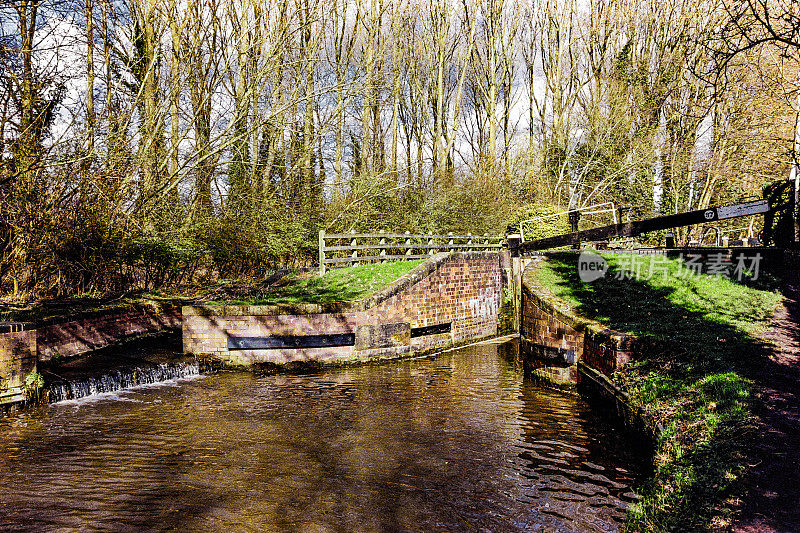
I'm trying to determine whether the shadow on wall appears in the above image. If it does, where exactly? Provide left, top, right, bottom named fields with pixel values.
left=38, top=306, right=182, bottom=360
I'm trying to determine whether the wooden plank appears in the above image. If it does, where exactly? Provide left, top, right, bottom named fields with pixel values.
left=521, top=200, right=772, bottom=252
left=228, top=333, right=355, bottom=350
left=324, top=254, right=431, bottom=264
left=716, top=199, right=770, bottom=220
left=318, top=230, right=326, bottom=276
left=325, top=233, right=504, bottom=240
left=410, top=322, right=451, bottom=338
left=324, top=243, right=502, bottom=252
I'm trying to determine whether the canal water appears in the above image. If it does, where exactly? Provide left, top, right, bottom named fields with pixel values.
left=0, top=338, right=646, bottom=532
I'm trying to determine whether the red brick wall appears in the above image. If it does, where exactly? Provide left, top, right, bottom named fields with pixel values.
left=367, top=253, right=501, bottom=338
left=183, top=252, right=505, bottom=365
left=521, top=292, right=584, bottom=359
left=38, top=305, right=181, bottom=361
left=583, top=329, right=635, bottom=377
left=521, top=272, right=636, bottom=383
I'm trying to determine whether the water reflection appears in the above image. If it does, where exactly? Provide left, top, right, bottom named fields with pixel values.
left=0, top=339, right=644, bottom=532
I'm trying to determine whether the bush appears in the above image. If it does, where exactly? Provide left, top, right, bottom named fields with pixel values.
left=123, top=233, right=205, bottom=289
left=506, top=203, right=571, bottom=240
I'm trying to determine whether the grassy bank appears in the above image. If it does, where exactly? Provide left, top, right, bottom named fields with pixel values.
left=0, top=260, right=425, bottom=321
left=202, top=260, right=425, bottom=305
left=534, top=253, right=782, bottom=531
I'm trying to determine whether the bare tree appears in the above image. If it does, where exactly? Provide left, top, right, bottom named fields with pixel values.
left=183, top=0, right=222, bottom=221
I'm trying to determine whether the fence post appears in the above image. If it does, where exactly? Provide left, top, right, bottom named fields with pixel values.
left=318, top=230, right=326, bottom=276
left=429, top=235, right=435, bottom=255
left=405, top=231, right=412, bottom=256
left=448, top=232, right=454, bottom=253
left=467, top=232, right=472, bottom=252
left=508, top=234, right=522, bottom=332
left=351, top=231, right=358, bottom=265
left=379, top=229, right=386, bottom=261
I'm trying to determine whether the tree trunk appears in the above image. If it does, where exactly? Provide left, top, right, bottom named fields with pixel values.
left=86, top=0, right=95, bottom=157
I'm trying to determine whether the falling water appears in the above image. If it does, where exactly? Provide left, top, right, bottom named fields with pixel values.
left=46, top=361, right=201, bottom=403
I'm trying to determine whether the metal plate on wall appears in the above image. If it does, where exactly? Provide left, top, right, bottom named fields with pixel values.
left=228, top=333, right=355, bottom=350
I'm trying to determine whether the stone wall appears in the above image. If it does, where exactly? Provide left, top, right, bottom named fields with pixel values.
left=37, top=304, right=182, bottom=361
left=582, top=328, right=636, bottom=377
left=1, top=304, right=180, bottom=407
left=183, top=252, right=507, bottom=366
left=0, top=323, right=37, bottom=405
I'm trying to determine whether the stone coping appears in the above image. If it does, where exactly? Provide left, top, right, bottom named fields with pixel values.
left=184, top=252, right=499, bottom=317
left=182, top=302, right=357, bottom=317
left=577, top=361, right=662, bottom=440
left=521, top=262, right=637, bottom=351
left=0, top=389, right=26, bottom=406
left=10, top=301, right=184, bottom=327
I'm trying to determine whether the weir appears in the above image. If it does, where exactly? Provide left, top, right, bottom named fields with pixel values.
left=45, top=361, right=201, bottom=403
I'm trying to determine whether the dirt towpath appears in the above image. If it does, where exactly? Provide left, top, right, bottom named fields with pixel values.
left=734, top=277, right=800, bottom=532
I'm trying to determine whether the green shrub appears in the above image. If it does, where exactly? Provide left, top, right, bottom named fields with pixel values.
left=24, top=370, right=45, bottom=403
left=506, top=203, right=571, bottom=240
left=497, top=287, right=516, bottom=334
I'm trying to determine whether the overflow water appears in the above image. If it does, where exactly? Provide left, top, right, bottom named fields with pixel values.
left=38, top=338, right=204, bottom=403
left=0, top=338, right=647, bottom=532
left=46, top=361, right=201, bottom=403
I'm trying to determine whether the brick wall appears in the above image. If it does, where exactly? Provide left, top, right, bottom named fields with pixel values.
left=520, top=262, right=637, bottom=384
left=0, top=323, right=37, bottom=403
left=38, top=304, right=181, bottom=361
left=184, top=311, right=363, bottom=365
left=521, top=291, right=584, bottom=359
left=183, top=252, right=506, bottom=365
left=582, top=328, right=636, bottom=377
left=367, top=252, right=502, bottom=343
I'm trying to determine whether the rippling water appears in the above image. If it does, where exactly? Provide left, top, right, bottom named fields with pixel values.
left=0, top=338, right=645, bottom=532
